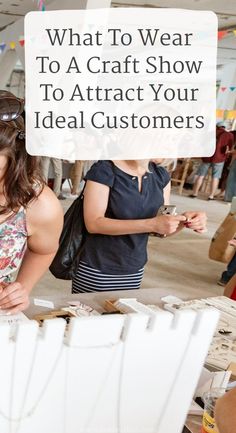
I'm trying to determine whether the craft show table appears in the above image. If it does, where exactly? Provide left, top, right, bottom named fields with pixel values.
left=27, top=286, right=236, bottom=433
left=27, top=287, right=221, bottom=433
left=27, top=287, right=214, bottom=318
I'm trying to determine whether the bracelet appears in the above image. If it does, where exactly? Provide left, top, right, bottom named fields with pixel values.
left=149, top=233, right=167, bottom=238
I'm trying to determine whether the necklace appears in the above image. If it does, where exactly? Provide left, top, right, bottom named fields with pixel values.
left=0, top=329, right=124, bottom=433
left=0, top=342, right=63, bottom=432
left=80, top=341, right=125, bottom=433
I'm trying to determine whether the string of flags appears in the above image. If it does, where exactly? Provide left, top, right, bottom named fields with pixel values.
left=218, top=29, right=236, bottom=40
left=216, top=109, right=236, bottom=120
left=0, top=36, right=24, bottom=53
left=0, top=23, right=234, bottom=51
left=218, top=86, right=236, bottom=92
left=36, top=0, right=46, bottom=12
left=0, top=16, right=234, bottom=67
left=0, top=0, right=46, bottom=52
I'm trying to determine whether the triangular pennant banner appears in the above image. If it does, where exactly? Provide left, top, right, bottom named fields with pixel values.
left=35, top=0, right=46, bottom=11
left=229, top=86, right=236, bottom=91
left=233, top=30, right=236, bottom=36
left=216, top=109, right=224, bottom=119
left=0, top=43, right=6, bottom=53
left=220, top=87, right=227, bottom=92
left=19, top=36, right=25, bottom=47
left=226, top=110, right=236, bottom=120
left=10, top=41, right=16, bottom=49
left=218, top=31, right=228, bottom=40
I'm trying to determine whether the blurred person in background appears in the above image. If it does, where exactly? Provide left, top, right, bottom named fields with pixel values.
left=224, top=134, right=236, bottom=202
left=190, top=123, right=234, bottom=200
left=41, top=157, right=65, bottom=200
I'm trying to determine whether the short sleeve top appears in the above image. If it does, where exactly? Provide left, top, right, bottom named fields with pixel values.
left=81, top=161, right=170, bottom=274
left=0, top=208, right=27, bottom=282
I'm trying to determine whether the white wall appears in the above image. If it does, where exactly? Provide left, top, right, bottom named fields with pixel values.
left=217, top=63, right=236, bottom=110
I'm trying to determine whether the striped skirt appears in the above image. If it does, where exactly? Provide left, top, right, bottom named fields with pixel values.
left=72, top=261, right=144, bottom=293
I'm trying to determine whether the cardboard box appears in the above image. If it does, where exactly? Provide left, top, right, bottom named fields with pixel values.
left=227, top=362, right=236, bottom=380
left=104, top=299, right=123, bottom=313
left=34, top=309, right=75, bottom=325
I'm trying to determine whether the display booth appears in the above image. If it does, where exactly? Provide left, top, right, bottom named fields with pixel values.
left=0, top=308, right=218, bottom=433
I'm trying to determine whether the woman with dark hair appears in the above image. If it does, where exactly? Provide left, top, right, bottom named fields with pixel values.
left=0, top=91, right=63, bottom=314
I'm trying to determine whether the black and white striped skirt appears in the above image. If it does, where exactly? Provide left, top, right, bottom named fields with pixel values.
left=72, top=261, right=144, bottom=293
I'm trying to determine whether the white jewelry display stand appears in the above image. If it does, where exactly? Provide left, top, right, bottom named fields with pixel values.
left=0, top=308, right=219, bottom=433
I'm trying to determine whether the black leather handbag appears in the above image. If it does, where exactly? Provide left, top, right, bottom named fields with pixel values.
left=49, top=188, right=86, bottom=280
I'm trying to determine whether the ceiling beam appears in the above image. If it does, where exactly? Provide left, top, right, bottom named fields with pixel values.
left=0, top=12, right=24, bottom=17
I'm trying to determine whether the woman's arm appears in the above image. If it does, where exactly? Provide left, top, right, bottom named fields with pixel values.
left=83, top=180, right=186, bottom=236
left=163, top=181, right=171, bottom=204
left=215, top=388, right=236, bottom=433
left=224, top=274, right=236, bottom=298
left=0, top=186, right=63, bottom=313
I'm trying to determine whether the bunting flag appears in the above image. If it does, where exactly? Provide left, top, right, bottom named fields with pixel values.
left=216, top=109, right=236, bottom=120
left=0, top=43, right=6, bottom=53
left=37, top=0, right=46, bottom=11
left=219, top=86, right=236, bottom=92
left=19, top=36, right=25, bottom=47
left=0, top=39, right=25, bottom=54
left=218, top=28, right=236, bottom=40
left=218, top=31, right=228, bottom=40
left=226, top=110, right=236, bottom=120
left=216, top=109, right=224, bottom=118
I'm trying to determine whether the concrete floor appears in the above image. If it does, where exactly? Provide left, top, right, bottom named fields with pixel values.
left=32, top=188, right=231, bottom=299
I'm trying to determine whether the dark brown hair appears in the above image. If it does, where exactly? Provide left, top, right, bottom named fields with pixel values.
left=0, top=116, right=44, bottom=214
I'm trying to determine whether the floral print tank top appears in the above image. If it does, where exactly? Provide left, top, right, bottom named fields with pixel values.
left=0, top=208, right=27, bottom=282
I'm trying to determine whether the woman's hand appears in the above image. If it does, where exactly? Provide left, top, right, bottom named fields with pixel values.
left=183, top=211, right=207, bottom=233
left=152, top=214, right=187, bottom=236
left=229, top=238, right=236, bottom=247
left=0, top=281, right=29, bottom=314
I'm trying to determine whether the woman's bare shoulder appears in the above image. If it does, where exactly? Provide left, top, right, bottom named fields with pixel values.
left=26, top=185, right=63, bottom=229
